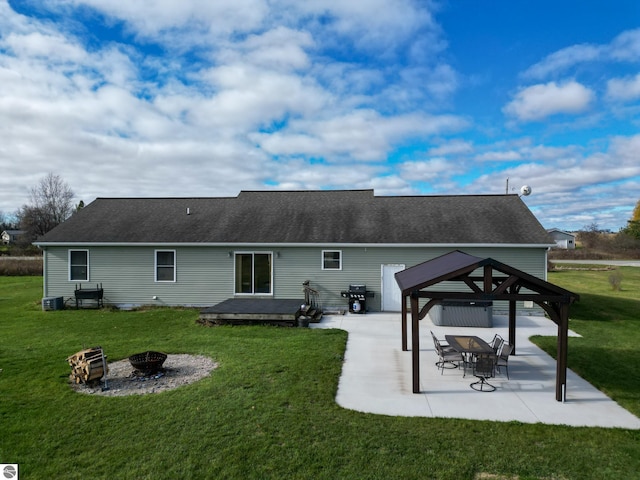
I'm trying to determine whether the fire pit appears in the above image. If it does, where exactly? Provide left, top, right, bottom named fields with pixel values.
left=128, top=351, right=167, bottom=374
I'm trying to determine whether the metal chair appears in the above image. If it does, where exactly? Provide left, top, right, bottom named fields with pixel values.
left=496, top=343, right=513, bottom=379
left=470, top=353, right=497, bottom=391
left=431, top=331, right=463, bottom=374
left=489, top=334, right=504, bottom=353
left=430, top=330, right=451, bottom=349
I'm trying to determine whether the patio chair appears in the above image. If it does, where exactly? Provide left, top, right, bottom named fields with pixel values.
left=431, top=331, right=463, bottom=373
left=430, top=330, right=451, bottom=349
left=489, top=334, right=504, bottom=354
left=496, top=343, right=513, bottom=379
left=470, top=353, right=497, bottom=392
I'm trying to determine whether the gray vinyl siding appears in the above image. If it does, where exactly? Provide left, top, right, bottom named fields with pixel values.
left=43, top=245, right=547, bottom=311
left=44, top=246, right=235, bottom=307
left=286, top=246, right=547, bottom=312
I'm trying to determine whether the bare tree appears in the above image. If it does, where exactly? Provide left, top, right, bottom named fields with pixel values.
left=17, top=173, right=75, bottom=240
left=577, top=222, right=602, bottom=249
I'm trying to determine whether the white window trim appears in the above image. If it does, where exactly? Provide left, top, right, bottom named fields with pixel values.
left=155, top=249, right=177, bottom=283
left=68, top=249, right=89, bottom=282
left=234, top=251, right=274, bottom=295
left=321, top=250, right=342, bottom=270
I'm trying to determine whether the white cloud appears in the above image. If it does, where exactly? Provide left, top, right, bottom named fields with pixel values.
left=475, top=150, right=521, bottom=162
left=4, top=31, right=87, bottom=62
left=398, top=157, right=456, bottom=183
left=520, top=144, right=578, bottom=162
left=280, top=0, right=438, bottom=54
left=235, top=27, right=314, bottom=71
left=56, top=0, right=268, bottom=45
left=427, top=139, right=473, bottom=156
left=609, top=28, right=640, bottom=62
left=191, top=64, right=329, bottom=132
left=503, top=81, right=594, bottom=122
left=522, top=28, right=640, bottom=80
left=606, top=73, right=640, bottom=102
left=49, top=0, right=437, bottom=57
left=522, top=44, right=602, bottom=80
left=253, top=111, right=467, bottom=161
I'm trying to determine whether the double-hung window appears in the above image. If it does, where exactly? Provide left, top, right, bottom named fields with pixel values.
left=322, top=250, right=342, bottom=270
left=235, top=252, right=272, bottom=294
left=69, top=250, right=89, bottom=281
left=155, top=250, right=176, bottom=282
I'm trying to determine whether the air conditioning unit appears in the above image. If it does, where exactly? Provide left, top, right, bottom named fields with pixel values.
left=42, top=296, right=64, bottom=311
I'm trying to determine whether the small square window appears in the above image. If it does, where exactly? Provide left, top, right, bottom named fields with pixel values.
left=322, top=250, right=342, bottom=270
left=69, top=250, right=88, bottom=281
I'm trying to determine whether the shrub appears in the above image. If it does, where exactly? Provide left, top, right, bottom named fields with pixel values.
left=609, top=270, right=623, bottom=291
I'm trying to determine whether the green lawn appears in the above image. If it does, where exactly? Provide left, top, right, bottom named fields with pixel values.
left=1, top=274, right=639, bottom=479
left=543, top=266, right=640, bottom=416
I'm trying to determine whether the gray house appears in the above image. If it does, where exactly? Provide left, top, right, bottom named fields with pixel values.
left=34, top=190, right=555, bottom=312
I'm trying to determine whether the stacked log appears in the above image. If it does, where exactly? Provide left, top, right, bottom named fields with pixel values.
left=67, top=347, right=107, bottom=384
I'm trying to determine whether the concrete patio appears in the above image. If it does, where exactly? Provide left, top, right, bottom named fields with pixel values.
left=312, top=312, right=640, bottom=429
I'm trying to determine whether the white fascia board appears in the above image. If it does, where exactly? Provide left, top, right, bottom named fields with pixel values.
left=33, top=241, right=556, bottom=248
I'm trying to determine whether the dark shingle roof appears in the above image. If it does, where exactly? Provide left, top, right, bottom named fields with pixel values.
left=35, top=190, right=553, bottom=245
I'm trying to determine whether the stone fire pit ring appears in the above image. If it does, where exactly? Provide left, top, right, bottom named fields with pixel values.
left=128, top=351, right=168, bottom=374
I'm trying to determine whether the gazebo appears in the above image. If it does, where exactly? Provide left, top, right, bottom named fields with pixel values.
left=394, top=250, right=579, bottom=402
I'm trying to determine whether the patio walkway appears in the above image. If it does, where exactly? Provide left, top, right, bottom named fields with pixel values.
left=312, top=313, right=640, bottom=429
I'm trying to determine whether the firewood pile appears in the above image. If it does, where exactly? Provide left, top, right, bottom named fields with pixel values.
left=67, top=347, right=107, bottom=384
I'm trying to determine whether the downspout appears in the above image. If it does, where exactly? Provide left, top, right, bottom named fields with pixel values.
left=41, top=246, right=47, bottom=298
left=544, top=247, right=550, bottom=281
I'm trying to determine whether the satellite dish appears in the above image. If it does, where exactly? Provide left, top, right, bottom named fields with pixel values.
left=520, top=185, right=532, bottom=196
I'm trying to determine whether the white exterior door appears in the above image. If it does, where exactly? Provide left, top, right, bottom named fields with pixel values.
left=381, top=264, right=405, bottom=312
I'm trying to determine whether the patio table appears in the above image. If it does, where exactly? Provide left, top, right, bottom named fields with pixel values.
left=445, top=335, right=494, bottom=355
left=445, top=335, right=495, bottom=377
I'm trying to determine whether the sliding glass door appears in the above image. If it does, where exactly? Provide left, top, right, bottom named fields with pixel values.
left=235, top=252, right=272, bottom=294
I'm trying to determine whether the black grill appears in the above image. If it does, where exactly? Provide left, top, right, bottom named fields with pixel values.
left=340, top=284, right=374, bottom=314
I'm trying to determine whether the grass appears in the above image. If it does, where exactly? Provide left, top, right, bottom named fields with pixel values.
left=1, top=275, right=639, bottom=479
left=540, top=266, right=640, bottom=415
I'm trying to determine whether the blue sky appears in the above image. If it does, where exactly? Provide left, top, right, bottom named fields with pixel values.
left=1, top=0, right=638, bottom=231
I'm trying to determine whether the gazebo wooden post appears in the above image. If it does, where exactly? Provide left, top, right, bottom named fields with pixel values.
left=556, top=302, right=570, bottom=402
left=508, top=299, right=517, bottom=354
left=411, top=291, right=421, bottom=394
left=483, top=264, right=492, bottom=293
left=401, top=295, right=408, bottom=351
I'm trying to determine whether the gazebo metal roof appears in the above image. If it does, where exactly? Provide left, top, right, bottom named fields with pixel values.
left=395, top=250, right=579, bottom=402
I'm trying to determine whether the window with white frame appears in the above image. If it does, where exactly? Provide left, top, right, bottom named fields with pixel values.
left=234, top=252, right=272, bottom=294
left=69, top=250, right=89, bottom=281
left=322, top=250, right=342, bottom=270
left=155, top=250, right=176, bottom=282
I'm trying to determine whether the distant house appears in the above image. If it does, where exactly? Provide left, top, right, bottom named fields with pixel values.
left=1, top=229, right=26, bottom=245
left=546, top=228, right=576, bottom=250
left=34, top=190, right=555, bottom=312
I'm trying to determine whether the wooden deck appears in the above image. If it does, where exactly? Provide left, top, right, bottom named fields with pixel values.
left=198, top=298, right=305, bottom=327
